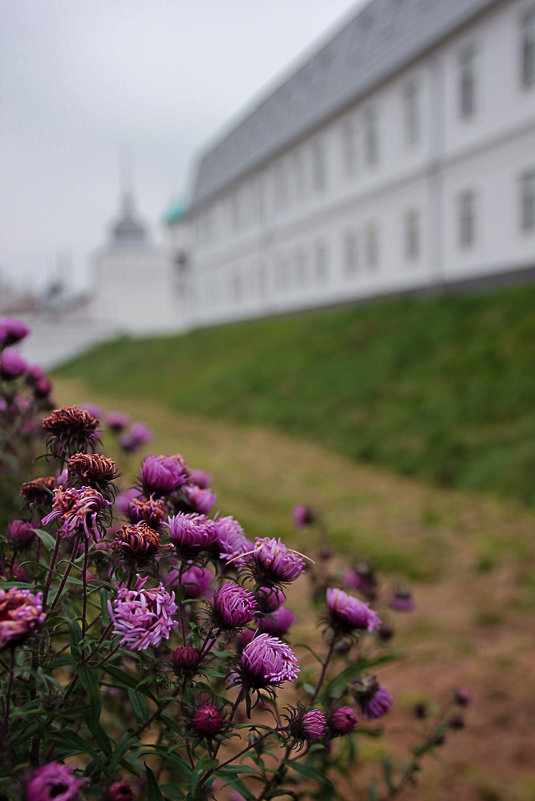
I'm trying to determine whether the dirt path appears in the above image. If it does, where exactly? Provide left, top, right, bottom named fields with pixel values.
left=54, top=379, right=535, bottom=801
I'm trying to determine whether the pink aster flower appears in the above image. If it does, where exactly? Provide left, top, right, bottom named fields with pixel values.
left=41, top=486, right=111, bottom=542
left=258, top=605, right=297, bottom=636
left=353, top=676, right=393, bottom=720
left=389, top=586, right=415, bottom=612
left=8, top=519, right=36, bottom=547
left=108, top=574, right=178, bottom=651
left=140, top=454, right=188, bottom=495
left=189, top=468, right=213, bottom=489
left=251, top=537, right=306, bottom=584
left=240, top=632, right=299, bottom=687
left=0, top=587, right=45, bottom=649
left=289, top=707, right=327, bottom=744
left=212, top=582, right=257, bottom=629
left=0, top=316, right=31, bottom=347
left=192, top=701, right=224, bottom=736
left=167, top=511, right=216, bottom=555
left=25, top=761, right=82, bottom=801
left=0, top=348, right=28, bottom=380
left=171, top=645, right=201, bottom=678
left=106, top=411, right=130, bottom=432
left=326, top=588, right=381, bottom=633
left=255, top=585, right=286, bottom=613
left=213, top=515, right=252, bottom=566
left=104, top=780, right=135, bottom=801
left=330, top=706, right=359, bottom=735
left=292, top=504, right=315, bottom=528
left=165, top=563, right=213, bottom=599
left=185, top=485, right=217, bottom=515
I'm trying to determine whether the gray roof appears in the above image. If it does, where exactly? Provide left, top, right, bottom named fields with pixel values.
left=192, top=0, right=500, bottom=209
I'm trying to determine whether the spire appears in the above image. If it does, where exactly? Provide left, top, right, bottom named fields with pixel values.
left=110, top=145, right=147, bottom=247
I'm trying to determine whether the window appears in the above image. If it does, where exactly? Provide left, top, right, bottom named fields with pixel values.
left=341, top=118, right=358, bottom=175
left=403, top=80, right=420, bottom=146
left=404, top=209, right=420, bottom=261
left=458, top=191, right=476, bottom=248
left=365, top=224, right=379, bottom=270
left=344, top=230, right=359, bottom=275
left=520, top=170, right=535, bottom=232
left=312, top=138, right=327, bottom=193
left=459, top=44, right=477, bottom=119
left=521, top=8, right=535, bottom=87
left=295, top=250, right=307, bottom=287
left=364, top=108, right=379, bottom=166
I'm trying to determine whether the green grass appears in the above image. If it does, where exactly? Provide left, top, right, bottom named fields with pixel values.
left=54, top=284, right=535, bottom=505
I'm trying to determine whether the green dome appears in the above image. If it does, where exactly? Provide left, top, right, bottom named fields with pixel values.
left=164, top=199, right=188, bottom=226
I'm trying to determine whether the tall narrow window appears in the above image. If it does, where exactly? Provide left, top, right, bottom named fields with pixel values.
left=521, top=8, right=535, bottom=88
left=365, top=224, right=379, bottom=270
left=344, top=230, right=359, bottom=275
left=404, top=80, right=420, bottom=146
left=520, top=170, right=535, bottom=232
left=312, top=138, right=326, bottom=193
left=364, top=108, right=379, bottom=166
left=459, top=44, right=477, bottom=119
left=458, top=191, right=476, bottom=248
left=315, top=242, right=328, bottom=283
left=404, top=209, right=420, bottom=261
left=342, top=118, right=357, bottom=175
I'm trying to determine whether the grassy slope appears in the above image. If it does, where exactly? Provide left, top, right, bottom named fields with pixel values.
left=55, top=285, right=535, bottom=504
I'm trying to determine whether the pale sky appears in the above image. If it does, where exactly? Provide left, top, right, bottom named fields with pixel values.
left=0, top=0, right=367, bottom=296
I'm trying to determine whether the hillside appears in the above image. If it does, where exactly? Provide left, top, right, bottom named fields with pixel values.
left=55, top=285, right=535, bottom=505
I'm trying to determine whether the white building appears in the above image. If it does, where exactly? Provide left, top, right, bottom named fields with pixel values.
left=188, top=0, right=535, bottom=327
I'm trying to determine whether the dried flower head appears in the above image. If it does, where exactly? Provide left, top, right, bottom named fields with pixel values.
left=212, top=582, right=257, bottom=629
left=251, top=537, right=306, bottom=584
left=0, top=587, right=45, bottom=650
left=126, top=495, right=166, bottom=527
left=42, top=486, right=111, bottom=542
left=240, top=633, right=299, bottom=688
left=108, top=574, right=178, bottom=651
left=192, top=701, right=224, bottom=737
left=111, top=522, right=170, bottom=566
left=67, top=453, right=118, bottom=492
left=25, top=762, right=82, bottom=801
left=20, top=476, right=56, bottom=505
left=329, top=706, right=359, bottom=735
left=42, top=406, right=100, bottom=457
left=326, top=588, right=381, bottom=634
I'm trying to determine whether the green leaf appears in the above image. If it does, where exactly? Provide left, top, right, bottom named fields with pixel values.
left=110, top=732, right=138, bottom=772
left=382, top=757, right=395, bottom=793
left=77, top=667, right=101, bottom=724
left=290, top=761, right=332, bottom=786
left=33, top=528, right=57, bottom=551
left=368, top=782, right=378, bottom=801
left=145, top=764, right=164, bottom=801
left=67, top=618, right=82, bottom=661
left=128, top=687, right=149, bottom=725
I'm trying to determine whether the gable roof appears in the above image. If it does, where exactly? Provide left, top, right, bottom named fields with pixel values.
left=191, top=0, right=500, bottom=209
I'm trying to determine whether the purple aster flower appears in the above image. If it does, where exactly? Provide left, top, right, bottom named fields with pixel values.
left=165, top=563, right=213, bottom=599
left=288, top=707, right=327, bottom=745
left=104, top=780, right=135, bottom=801
left=115, top=488, right=140, bottom=516
left=251, top=537, right=306, bottom=584
left=343, top=559, right=378, bottom=601
left=25, top=761, right=81, bottom=801
left=326, top=588, right=381, bottom=634
left=130, top=421, right=153, bottom=443
left=106, top=410, right=130, bottom=432
left=171, top=646, right=201, bottom=678
left=255, top=585, right=286, bottom=613
left=353, top=676, right=393, bottom=721
left=258, top=605, right=296, bottom=636
left=213, top=516, right=251, bottom=566
left=139, top=454, right=188, bottom=495
left=189, top=468, right=212, bottom=489
left=389, top=586, right=415, bottom=612
left=108, top=574, right=178, bottom=651
left=26, top=363, right=46, bottom=382
left=330, top=706, right=359, bottom=735
left=192, top=701, right=224, bottom=737
left=33, top=376, right=53, bottom=398
left=0, top=348, right=28, bottom=380
left=0, top=587, right=45, bottom=650
left=185, top=485, right=217, bottom=515
left=8, top=519, right=36, bottom=547
left=212, top=582, right=257, bottom=629
left=0, top=316, right=31, bottom=347
left=167, top=512, right=216, bottom=555
left=292, top=504, right=315, bottom=528
left=240, top=632, right=299, bottom=688
left=42, top=486, right=111, bottom=542
left=78, top=402, right=103, bottom=419
left=454, top=687, right=472, bottom=707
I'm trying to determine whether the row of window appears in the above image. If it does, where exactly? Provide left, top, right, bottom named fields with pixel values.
left=195, top=7, right=535, bottom=248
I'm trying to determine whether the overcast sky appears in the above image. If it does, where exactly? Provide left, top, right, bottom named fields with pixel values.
left=0, top=0, right=368, bottom=296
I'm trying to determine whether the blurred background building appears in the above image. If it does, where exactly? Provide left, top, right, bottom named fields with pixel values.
left=186, top=0, right=535, bottom=327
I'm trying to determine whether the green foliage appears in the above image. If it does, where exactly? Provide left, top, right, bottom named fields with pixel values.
left=55, top=285, right=535, bottom=505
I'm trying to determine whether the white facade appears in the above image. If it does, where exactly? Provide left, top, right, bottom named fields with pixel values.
left=189, top=0, right=535, bottom=327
